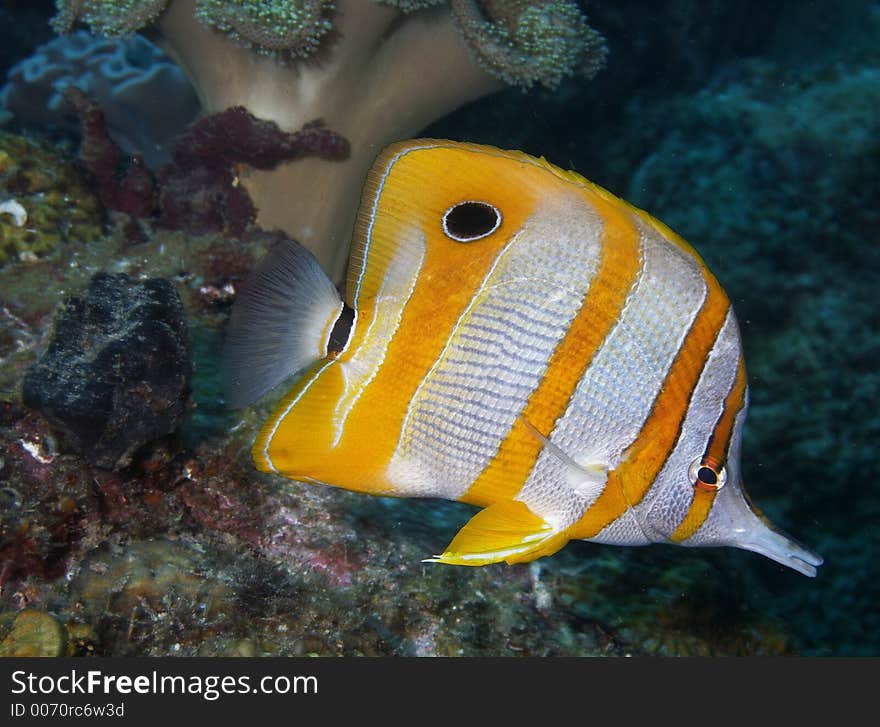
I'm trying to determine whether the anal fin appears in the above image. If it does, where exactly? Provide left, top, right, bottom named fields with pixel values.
left=424, top=500, right=569, bottom=566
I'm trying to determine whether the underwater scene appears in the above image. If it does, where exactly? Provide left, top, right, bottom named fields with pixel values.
left=0, top=0, right=876, bottom=657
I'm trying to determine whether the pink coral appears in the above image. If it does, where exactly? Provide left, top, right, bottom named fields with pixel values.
left=65, top=86, right=156, bottom=218
left=65, top=90, right=349, bottom=235
left=158, top=106, right=349, bottom=235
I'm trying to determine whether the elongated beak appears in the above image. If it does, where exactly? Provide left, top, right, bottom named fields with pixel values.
left=724, top=481, right=824, bottom=577
left=735, top=519, right=824, bottom=577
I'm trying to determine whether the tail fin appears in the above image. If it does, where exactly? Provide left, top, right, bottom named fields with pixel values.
left=222, top=239, right=342, bottom=408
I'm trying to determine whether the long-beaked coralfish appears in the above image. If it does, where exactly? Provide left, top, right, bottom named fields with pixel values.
left=223, top=139, right=823, bottom=577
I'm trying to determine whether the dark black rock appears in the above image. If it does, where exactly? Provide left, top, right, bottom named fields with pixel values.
left=22, top=273, right=191, bottom=470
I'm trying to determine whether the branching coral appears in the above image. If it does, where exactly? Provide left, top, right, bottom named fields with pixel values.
left=157, top=107, right=350, bottom=235
left=51, top=0, right=608, bottom=281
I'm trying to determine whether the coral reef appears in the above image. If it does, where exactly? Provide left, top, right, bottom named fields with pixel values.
left=0, top=400, right=97, bottom=584
left=22, top=273, right=192, bottom=470
left=0, top=131, right=103, bottom=267
left=551, top=550, right=795, bottom=656
left=0, top=31, right=199, bottom=168
left=50, top=0, right=608, bottom=280
left=170, top=107, right=350, bottom=171
left=377, top=1, right=445, bottom=12
left=69, top=539, right=237, bottom=653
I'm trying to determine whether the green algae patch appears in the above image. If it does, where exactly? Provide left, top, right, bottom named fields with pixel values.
left=0, top=610, right=68, bottom=657
left=0, top=131, right=103, bottom=267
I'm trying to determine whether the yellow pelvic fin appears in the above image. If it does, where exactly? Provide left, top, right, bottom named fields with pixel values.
left=424, top=500, right=569, bottom=566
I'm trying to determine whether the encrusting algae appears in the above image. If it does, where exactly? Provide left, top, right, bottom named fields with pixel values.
left=0, top=609, right=68, bottom=657
left=0, top=132, right=102, bottom=267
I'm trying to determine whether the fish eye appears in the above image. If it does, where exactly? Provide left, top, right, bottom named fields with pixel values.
left=442, top=201, right=501, bottom=242
left=688, top=456, right=727, bottom=492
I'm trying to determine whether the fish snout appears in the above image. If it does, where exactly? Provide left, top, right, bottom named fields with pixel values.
left=714, top=480, right=823, bottom=577
left=735, top=518, right=824, bottom=577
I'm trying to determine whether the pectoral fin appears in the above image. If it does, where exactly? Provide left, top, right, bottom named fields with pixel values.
left=520, top=416, right=607, bottom=500
left=424, top=500, right=569, bottom=566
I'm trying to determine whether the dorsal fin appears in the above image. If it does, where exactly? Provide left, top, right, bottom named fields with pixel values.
left=222, top=239, right=342, bottom=409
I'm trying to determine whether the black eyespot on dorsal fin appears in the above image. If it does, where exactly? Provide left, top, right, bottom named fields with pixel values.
left=442, top=201, right=501, bottom=242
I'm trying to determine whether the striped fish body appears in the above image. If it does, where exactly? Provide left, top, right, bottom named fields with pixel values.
left=223, top=140, right=823, bottom=577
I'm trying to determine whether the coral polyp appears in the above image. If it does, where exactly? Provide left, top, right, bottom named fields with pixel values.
left=450, top=0, right=608, bottom=89
left=51, top=0, right=609, bottom=90
left=194, top=0, right=336, bottom=57
left=52, top=0, right=170, bottom=37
